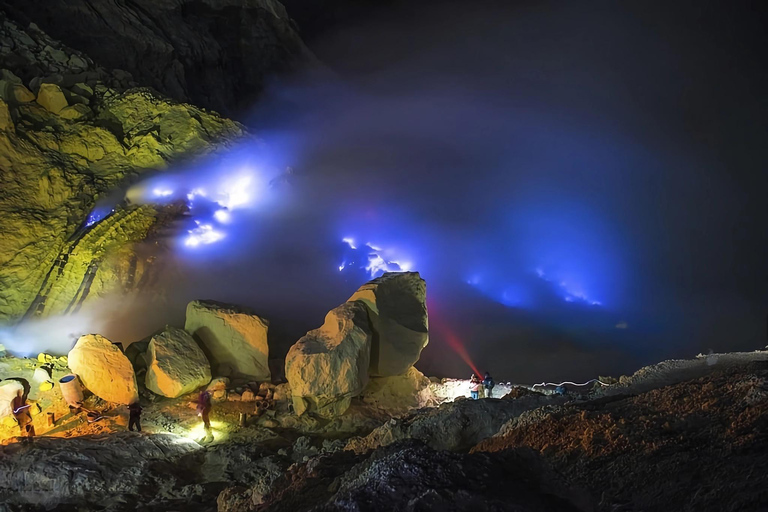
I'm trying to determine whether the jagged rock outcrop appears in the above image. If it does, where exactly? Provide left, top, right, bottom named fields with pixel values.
left=0, top=13, right=246, bottom=322
left=285, top=302, right=372, bottom=418
left=473, top=363, right=768, bottom=512
left=185, top=300, right=270, bottom=380
left=3, top=0, right=313, bottom=117
left=346, top=392, right=566, bottom=454
left=348, top=272, right=429, bottom=377
left=145, top=326, right=211, bottom=398
left=67, top=334, right=138, bottom=404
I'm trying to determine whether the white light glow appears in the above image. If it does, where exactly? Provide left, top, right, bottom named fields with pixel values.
left=342, top=237, right=357, bottom=250
left=185, top=224, right=225, bottom=247
left=213, top=209, right=231, bottom=224
left=153, top=188, right=174, bottom=198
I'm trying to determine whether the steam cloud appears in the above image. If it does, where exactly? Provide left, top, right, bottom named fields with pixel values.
left=8, top=1, right=767, bottom=383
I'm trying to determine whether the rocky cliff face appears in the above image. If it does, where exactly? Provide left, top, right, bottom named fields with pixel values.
left=0, top=12, right=246, bottom=323
left=1, top=0, right=312, bottom=117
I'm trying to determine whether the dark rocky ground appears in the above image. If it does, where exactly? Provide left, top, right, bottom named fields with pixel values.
left=474, top=362, right=768, bottom=512
left=2, top=354, right=767, bottom=511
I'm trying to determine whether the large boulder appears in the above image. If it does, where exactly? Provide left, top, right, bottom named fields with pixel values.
left=285, top=302, right=372, bottom=418
left=145, top=326, right=211, bottom=398
left=185, top=301, right=270, bottom=380
left=348, top=272, right=429, bottom=377
left=360, top=366, right=436, bottom=412
left=67, top=334, right=138, bottom=404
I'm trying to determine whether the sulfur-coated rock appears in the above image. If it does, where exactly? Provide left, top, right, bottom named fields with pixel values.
left=59, top=103, right=91, bottom=121
left=0, top=81, right=35, bottom=103
left=68, top=334, right=138, bottom=405
left=145, top=326, right=211, bottom=398
left=36, top=83, right=68, bottom=113
left=0, top=100, right=13, bottom=131
left=360, top=366, right=436, bottom=412
left=0, top=15, right=245, bottom=325
left=285, top=301, right=372, bottom=418
left=185, top=301, right=270, bottom=380
left=348, top=272, right=429, bottom=377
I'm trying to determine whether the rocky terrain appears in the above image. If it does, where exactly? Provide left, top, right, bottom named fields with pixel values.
left=0, top=10, right=248, bottom=323
left=0, top=0, right=313, bottom=117
left=2, top=345, right=766, bottom=511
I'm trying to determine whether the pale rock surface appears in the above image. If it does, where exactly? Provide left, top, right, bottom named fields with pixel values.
left=286, top=301, right=372, bottom=418
left=360, top=366, right=436, bottom=412
left=67, top=334, right=138, bottom=404
left=348, top=272, right=429, bottom=376
left=36, top=83, right=68, bottom=113
left=145, top=326, right=211, bottom=398
left=185, top=300, right=270, bottom=380
left=0, top=380, right=23, bottom=419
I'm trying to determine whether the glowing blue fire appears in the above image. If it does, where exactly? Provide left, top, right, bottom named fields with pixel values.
left=338, top=237, right=413, bottom=278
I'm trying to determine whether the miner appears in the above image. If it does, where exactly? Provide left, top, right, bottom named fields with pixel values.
left=482, top=372, right=495, bottom=398
left=128, top=402, right=143, bottom=432
left=197, top=390, right=212, bottom=436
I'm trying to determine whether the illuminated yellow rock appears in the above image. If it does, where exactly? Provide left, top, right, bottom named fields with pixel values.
left=0, top=100, right=12, bottom=131
left=59, top=104, right=92, bottom=121
left=360, top=366, right=436, bottom=411
left=285, top=302, right=372, bottom=418
left=185, top=301, right=270, bottom=380
left=39, top=381, right=54, bottom=392
left=348, top=272, right=429, bottom=377
left=145, top=326, right=211, bottom=398
left=68, top=334, right=138, bottom=405
left=0, top=17, right=245, bottom=324
left=36, top=83, right=68, bottom=114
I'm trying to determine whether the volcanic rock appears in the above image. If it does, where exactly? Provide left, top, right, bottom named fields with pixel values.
left=0, top=79, right=34, bottom=103
left=5, top=0, right=313, bottom=117
left=0, top=379, right=23, bottom=419
left=285, top=301, right=372, bottom=418
left=185, top=300, right=270, bottom=380
left=348, top=271, right=429, bottom=376
left=346, top=391, right=565, bottom=454
left=67, top=334, right=138, bottom=404
left=58, top=103, right=92, bottom=121
left=145, top=326, right=211, bottom=398
left=360, top=366, right=436, bottom=412
left=0, top=13, right=244, bottom=323
left=0, top=99, right=12, bottom=130
left=36, top=83, right=68, bottom=113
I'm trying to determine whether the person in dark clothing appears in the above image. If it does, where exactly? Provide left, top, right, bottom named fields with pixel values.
left=482, top=372, right=495, bottom=398
left=128, top=402, right=142, bottom=432
left=12, top=390, right=35, bottom=441
left=197, top=391, right=212, bottom=435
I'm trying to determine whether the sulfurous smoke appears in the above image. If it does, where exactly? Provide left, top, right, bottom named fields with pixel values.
left=12, top=1, right=767, bottom=383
